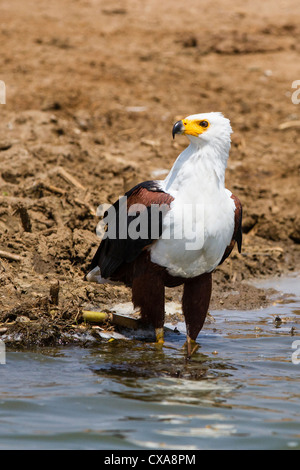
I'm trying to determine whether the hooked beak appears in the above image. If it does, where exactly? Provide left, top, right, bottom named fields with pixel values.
left=172, top=120, right=185, bottom=139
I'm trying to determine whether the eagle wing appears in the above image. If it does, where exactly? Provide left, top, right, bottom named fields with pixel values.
left=219, top=194, right=242, bottom=265
left=89, top=181, right=174, bottom=279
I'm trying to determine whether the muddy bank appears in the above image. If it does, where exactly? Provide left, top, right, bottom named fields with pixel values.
left=0, top=0, right=300, bottom=347
left=0, top=276, right=280, bottom=349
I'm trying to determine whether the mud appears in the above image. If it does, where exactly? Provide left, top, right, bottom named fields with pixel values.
left=0, top=0, right=299, bottom=347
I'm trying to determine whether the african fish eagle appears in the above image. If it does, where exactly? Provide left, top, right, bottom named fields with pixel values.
left=87, top=112, right=242, bottom=356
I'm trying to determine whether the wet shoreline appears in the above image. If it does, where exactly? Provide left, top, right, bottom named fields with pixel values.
left=1, top=273, right=298, bottom=350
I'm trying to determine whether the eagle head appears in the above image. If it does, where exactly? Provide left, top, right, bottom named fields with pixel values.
left=172, top=112, right=232, bottom=149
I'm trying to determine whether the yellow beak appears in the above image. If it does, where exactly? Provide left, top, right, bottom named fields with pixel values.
left=172, top=119, right=204, bottom=138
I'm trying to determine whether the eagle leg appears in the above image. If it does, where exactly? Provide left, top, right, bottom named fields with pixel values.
left=182, top=272, right=212, bottom=357
left=132, top=270, right=165, bottom=344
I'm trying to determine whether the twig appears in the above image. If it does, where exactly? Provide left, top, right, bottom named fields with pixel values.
left=32, top=182, right=66, bottom=196
left=73, top=198, right=96, bottom=216
left=0, top=250, right=22, bottom=262
left=278, top=120, right=300, bottom=130
left=44, top=183, right=66, bottom=195
left=55, top=166, right=86, bottom=190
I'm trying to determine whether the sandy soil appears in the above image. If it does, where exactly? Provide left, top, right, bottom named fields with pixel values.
left=0, top=0, right=299, bottom=346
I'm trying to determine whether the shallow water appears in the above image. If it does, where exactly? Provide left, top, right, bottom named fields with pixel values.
left=0, top=275, right=299, bottom=450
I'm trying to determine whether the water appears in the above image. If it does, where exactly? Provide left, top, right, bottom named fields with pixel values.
left=0, top=275, right=299, bottom=450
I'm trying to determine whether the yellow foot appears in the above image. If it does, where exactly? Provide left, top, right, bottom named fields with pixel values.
left=155, top=327, right=164, bottom=345
left=183, top=336, right=199, bottom=358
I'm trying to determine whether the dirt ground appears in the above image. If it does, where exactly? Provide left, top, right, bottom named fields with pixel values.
left=0, top=0, right=299, bottom=347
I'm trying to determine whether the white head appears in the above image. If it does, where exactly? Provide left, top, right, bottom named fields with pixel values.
left=172, top=112, right=232, bottom=154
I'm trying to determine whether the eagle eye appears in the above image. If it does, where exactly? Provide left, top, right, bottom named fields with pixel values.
left=199, top=120, right=209, bottom=128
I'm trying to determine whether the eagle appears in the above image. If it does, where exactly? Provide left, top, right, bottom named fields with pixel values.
left=87, top=112, right=242, bottom=356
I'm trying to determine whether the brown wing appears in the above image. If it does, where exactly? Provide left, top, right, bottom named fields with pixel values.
left=89, top=181, right=174, bottom=279
left=219, top=194, right=242, bottom=265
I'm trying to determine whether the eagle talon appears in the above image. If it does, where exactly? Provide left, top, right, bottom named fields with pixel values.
left=183, top=336, right=199, bottom=358
left=155, top=327, right=164, bottom=345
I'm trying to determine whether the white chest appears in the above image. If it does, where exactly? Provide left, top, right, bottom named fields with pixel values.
left=150, top=187, right=235, bottom=277
left=150, top=145, right=235, bottom=277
